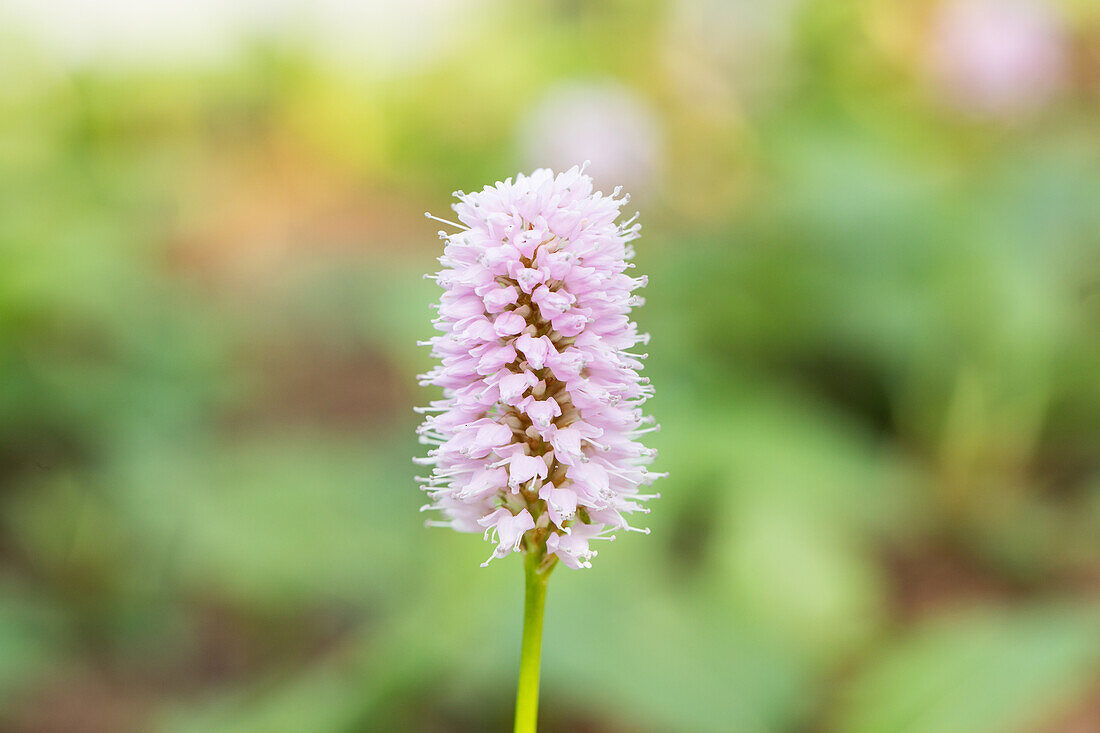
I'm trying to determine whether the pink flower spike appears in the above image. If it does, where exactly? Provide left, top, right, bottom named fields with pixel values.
left=417, top=166, right=661, bottom=569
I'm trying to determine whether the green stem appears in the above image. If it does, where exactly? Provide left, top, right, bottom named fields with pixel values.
left=514, top=547, right=554, bottom=733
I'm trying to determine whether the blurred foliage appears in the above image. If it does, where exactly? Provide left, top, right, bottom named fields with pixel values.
left=0, top=0, right=1098, bottom=731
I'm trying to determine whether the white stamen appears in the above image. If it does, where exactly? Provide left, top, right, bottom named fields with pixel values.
left=424, top=212, right=466, bottom=229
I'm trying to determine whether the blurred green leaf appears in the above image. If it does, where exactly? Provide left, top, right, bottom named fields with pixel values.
left=0, top=583, right=67, bottom=704
left=832, top=607, right=1100, bottom=733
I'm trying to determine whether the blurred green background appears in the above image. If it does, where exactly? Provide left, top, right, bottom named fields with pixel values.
left=1, top=1, right=1099, bottom=731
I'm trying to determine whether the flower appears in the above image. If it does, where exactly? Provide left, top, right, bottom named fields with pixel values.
left=927, top=0, right=1067, bottom=117
left=517, top=82, right=662, bottom=196
left=416, top=165, right=663, bottom=568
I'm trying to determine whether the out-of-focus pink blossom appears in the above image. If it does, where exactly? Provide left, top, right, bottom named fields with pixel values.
left=928, top=0, right=1067, bottom=116
left=517, top=83, right=662, bottom=195
left=416, top=166, right=662, bottom=568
